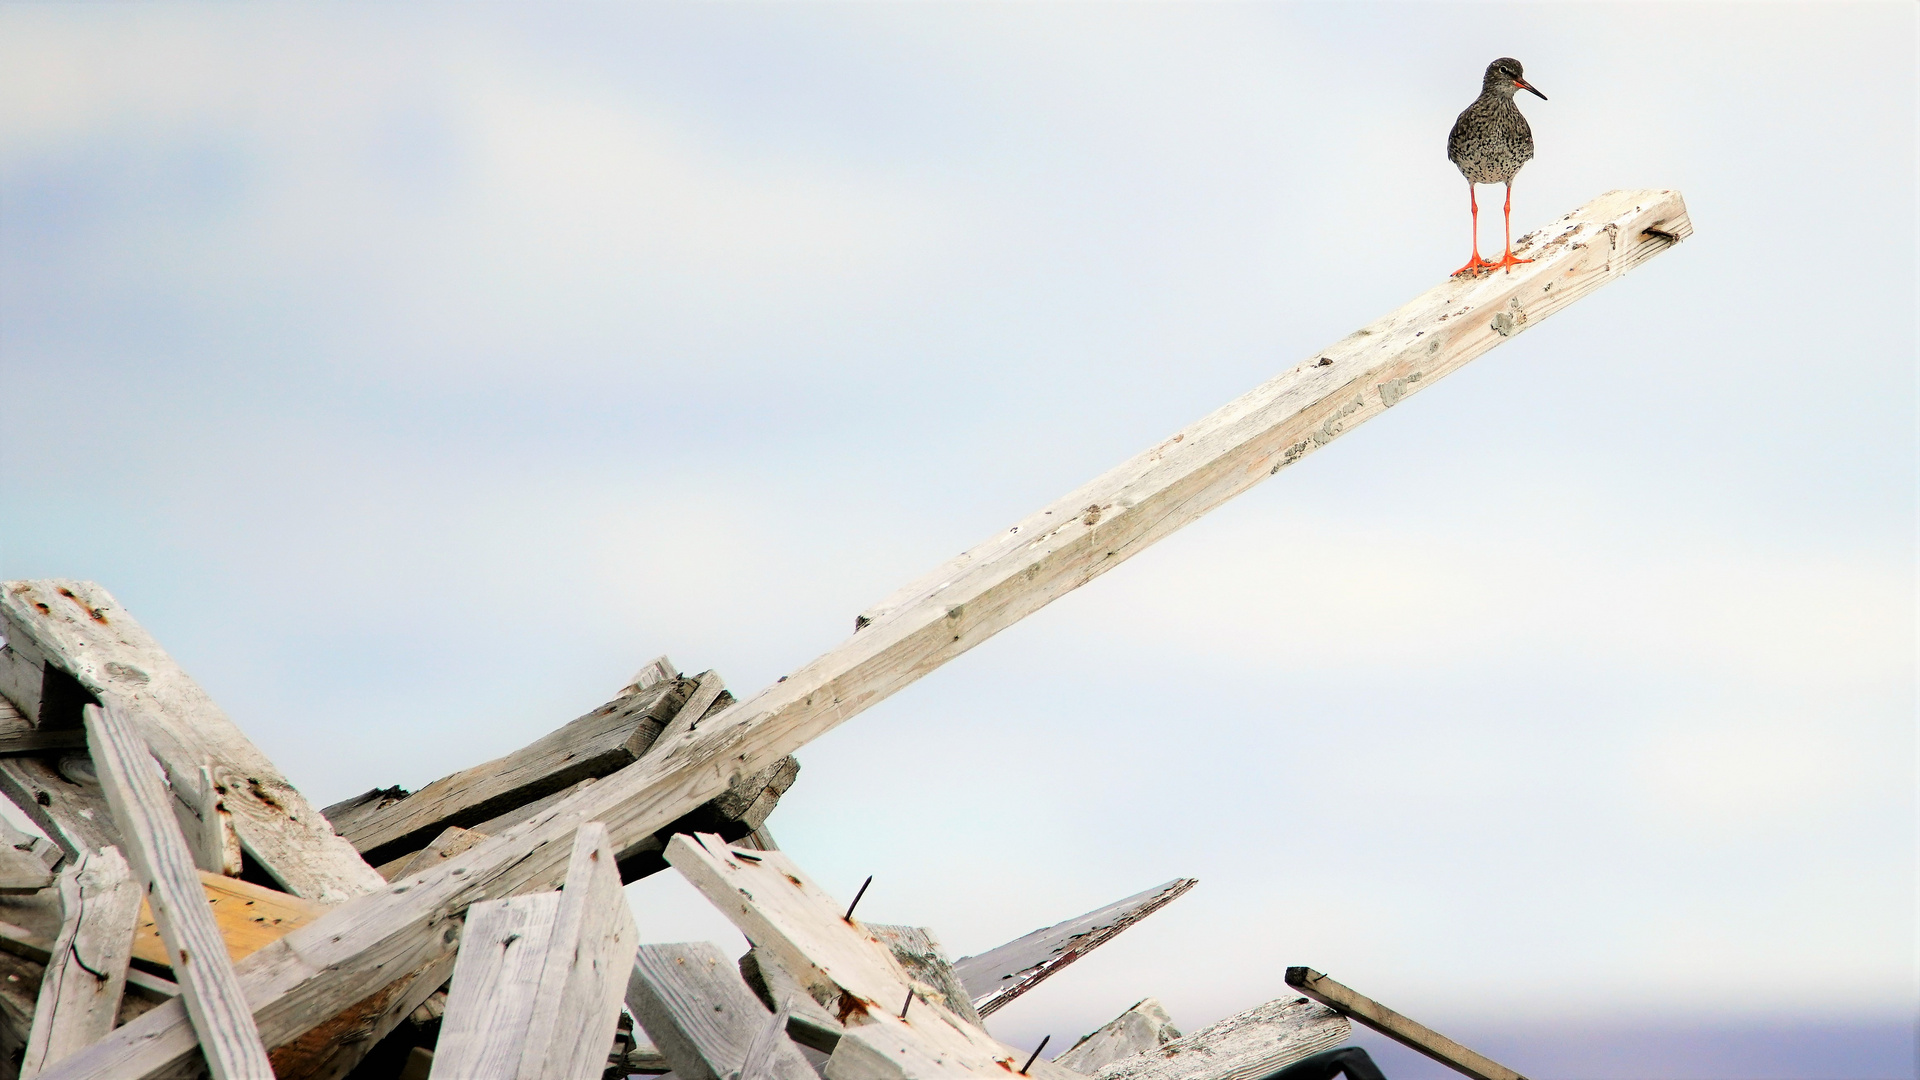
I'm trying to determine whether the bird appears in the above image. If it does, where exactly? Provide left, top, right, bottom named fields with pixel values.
left=1446, top=57, right=1547, bottom=277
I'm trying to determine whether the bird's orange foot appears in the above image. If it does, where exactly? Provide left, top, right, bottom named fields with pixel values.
left=1450, top=255, right=1495, bottom=277
left=1485, top=251, right=1534, bottom=273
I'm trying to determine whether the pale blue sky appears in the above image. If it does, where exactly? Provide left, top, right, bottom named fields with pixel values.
left=1, top=4, right=1912, bottom=1077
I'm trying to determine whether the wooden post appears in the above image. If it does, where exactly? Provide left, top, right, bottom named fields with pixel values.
left=82, top=703, right=273, bottom=1080
left=35, top=188, right=1691, bottom=1080
left=1284, top=967, right=1528, bottom=1080
left=19, top=847, right=142, bottom=1079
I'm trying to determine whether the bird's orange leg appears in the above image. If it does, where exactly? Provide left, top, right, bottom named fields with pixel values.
left=1451, top=183, right=1493, bottom=277
left=1486, top=182, right=1534, bottom=272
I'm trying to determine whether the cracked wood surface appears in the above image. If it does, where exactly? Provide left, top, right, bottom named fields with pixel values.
left=35, top=188, right=1689, bottom=1080
left=84, top=704, right=272, bottom=1080
left=2, top=583, right=384, bottom=904
left=20, top=847, right=142, bottom=1079
left=1091, top=998, right=1347, bottom=1080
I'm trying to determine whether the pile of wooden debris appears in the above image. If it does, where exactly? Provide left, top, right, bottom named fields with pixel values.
left=0, top=582, right=1352, bottom=1080
left=0, top=189, right=1682, bottom=1080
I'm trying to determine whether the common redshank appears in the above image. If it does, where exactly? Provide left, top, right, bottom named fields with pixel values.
left=1447, top=57, right=1546, bottom=276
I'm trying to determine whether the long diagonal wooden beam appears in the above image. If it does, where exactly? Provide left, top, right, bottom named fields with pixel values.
left=40, top=188, right=1688, bottom=1080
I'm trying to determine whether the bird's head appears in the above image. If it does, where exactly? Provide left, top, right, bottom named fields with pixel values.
left=1484, top=57, right=1547, bottom=101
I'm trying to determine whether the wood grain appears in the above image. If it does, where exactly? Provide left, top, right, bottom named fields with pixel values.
left=20, top=847, right=142, bottom=1079
left=130, top=871, right=329, bottom=969
left=626, top=942, right=814, bottom=1080
left=864, top=926, right=982, bottom=1029
left=665, top=833, right=1079, bottom=1080
left=83, top=703, right=273, bottom=1080
left=338, top=678, right=688, bottom=867
left=4, top=582, right=384, bottom=904
left=0, top=756, right=117, bottom=866
left=1054, top=998, right=1181, bottom=1075
left=515, top=822, right=636, bottom=1080
left=1285, top=967, right=1528, bottom=1080
left=1091, top=998, right=1348, bottom=1080
left=35, top=188, right=1691, bottom=1080
left=428, top=892, right=562, bottom=1080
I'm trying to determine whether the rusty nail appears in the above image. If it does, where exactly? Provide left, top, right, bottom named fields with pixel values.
left=1021, top=1036, right=1050, bottom=1074
left=844, top=876, right=872, bottom=922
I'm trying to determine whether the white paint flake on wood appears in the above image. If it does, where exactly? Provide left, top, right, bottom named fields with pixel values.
left=1054, top=998, right=1181, bottom=1075
left=33, top=189, right=1690, bottom=1080
left=1091, top=998, right=1348, bottom=1080
left=19, top=847, right=142, bottom=1079
left=954, top=879, right=1194, bottom=1018
left=82, top=703, right=273, bottom=1080
left=1285, top=967, right=1529, bottom=1080
left=516, top=822, right=638, bottom=1080
left=429, top=892, right=563, bottom=1080
left=2, top=582, right=384, bottom=903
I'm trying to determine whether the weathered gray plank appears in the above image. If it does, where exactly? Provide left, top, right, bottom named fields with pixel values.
left=1285, top=967, right=1529, bottom=1080
left=665, top=833, right=1080, bottom=1080
left=1091, top=998, right=1348, bottom=1080
left=171, top=766, right=240, bottom=879
left=0, top=844, right=53, bottom=896
left=0, top=916, right=179, bottom=1003
left=82, top=703, right=272, bottom=1080
left=0, top=755, right=118, bottom=866
left=336, top=677, right=690, bottom=867
left=20, top=847, right=141, bottom=1079
left=953, top=879, right=1195, bottom=1018
left=3, top=582, right=385, bottom=903
left=621, top=657, right=678, bottom=697
left=516, top=822, right=637, bottom=1080
left=317, top=786, right=407, bottom=843
left=379, top=826, right=487, bottom=882
left=648, top=672, right=726, bottom=750
left=428, top=892, right=562, bottom=1080
left=35, top=189, right=1691, bottom=1080
left=0, top=818, right=64, bottom=879
left=738, top=947, right=843, bottom=1054
left=865, top=926, right=983, bottom=1029
left=1055, top=998, right=1181, bottom=1075
left=626, top=943, right=814, bottom=1080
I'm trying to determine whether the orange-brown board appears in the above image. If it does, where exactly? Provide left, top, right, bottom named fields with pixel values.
left=132, top=870, right=331, bottom=969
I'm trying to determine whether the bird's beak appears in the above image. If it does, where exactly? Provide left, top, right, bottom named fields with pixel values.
left=1514, top=78, right=1547, bottom=101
